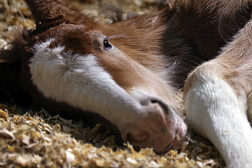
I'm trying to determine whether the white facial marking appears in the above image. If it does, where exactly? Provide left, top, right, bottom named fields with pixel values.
left=29, top=39, right=142, bottom=127
left=185, top=73, right=252, bottom=168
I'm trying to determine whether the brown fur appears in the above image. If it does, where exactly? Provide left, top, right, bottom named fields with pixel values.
left=0, top=0, right=251, bottom=153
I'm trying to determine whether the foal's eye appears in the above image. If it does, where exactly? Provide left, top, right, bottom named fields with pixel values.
left=103, top=37, right=112, bottom=50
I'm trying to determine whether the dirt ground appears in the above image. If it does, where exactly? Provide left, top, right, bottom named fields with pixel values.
left=0, top=0, right=225, bottom=167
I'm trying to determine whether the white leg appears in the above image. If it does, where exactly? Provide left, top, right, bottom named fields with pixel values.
left=184, top=67, right=252, bottom=168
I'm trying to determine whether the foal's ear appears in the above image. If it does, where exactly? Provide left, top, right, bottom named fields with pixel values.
left=24, top=0, right=68, bottom=30
left=0, top=46, right=18, bottom=63
left=24, top=0, right=94, bottom=31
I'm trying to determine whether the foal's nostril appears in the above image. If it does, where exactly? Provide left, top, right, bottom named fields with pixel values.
left=139, top=96, right=170, bottom=115
left=150, top=98, right=169, bottom=115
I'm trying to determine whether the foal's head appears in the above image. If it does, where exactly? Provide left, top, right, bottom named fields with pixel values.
left=0, top=0, right=187, bottom=152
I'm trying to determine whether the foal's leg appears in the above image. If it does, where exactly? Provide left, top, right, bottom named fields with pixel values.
left=184, top=20, right=252, bottom=168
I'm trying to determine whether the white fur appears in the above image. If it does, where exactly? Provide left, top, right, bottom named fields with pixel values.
left=29, top=39, right=142, bottom=128
left=185, top=72, right=252, bottom=168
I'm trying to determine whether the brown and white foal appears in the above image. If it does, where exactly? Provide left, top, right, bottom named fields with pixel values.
left=0, top=0, right=251, bottom=167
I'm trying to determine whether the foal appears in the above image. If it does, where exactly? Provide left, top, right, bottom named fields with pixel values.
left=0, top=0, right=251, bottom=167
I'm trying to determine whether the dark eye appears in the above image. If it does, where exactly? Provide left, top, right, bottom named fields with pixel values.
left=103, top=38, right=112, bottom=50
